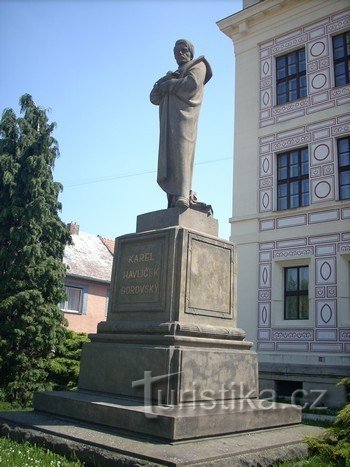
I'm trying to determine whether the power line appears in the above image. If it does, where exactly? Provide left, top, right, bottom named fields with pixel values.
left=63, top=156, right=233, bottom=188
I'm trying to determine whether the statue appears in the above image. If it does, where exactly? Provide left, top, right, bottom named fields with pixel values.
left=150, top=39, right=212, bottom=210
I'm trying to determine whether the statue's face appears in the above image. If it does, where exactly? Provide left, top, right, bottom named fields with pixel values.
left=174, top=43, right=192, bottom=66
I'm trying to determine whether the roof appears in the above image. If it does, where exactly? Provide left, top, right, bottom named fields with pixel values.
left=98, top=236, right=115, bottom=255
left=64, top=231, right=114, bottom=283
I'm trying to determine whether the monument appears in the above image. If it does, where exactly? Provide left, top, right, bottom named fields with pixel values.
left=1, top=40, right=321, bottom=466
left=33, top=38, right=300, bottom=440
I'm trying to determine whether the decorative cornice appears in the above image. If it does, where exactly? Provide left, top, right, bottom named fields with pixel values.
left=217, top=0, right=290, bottom=39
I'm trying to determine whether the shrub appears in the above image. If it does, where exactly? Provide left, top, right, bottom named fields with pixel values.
left=47, top=328, right=89, bottom=391
left=305, top=378, right=350, bottom=465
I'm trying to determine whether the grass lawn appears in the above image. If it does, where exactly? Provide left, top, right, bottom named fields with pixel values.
left=276, top=455, right=345, bottom=466
left=0, top=436, right=84, bottom=467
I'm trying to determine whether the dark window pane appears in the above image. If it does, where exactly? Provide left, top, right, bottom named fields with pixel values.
left=301, top=161, right=308, bottom=176
left=339, top=153, right=350, bottom=167
left=277, top=82, right=287, bottom=96
left=301, top=192, right=309, bottom=206
left=335, top=62, right=346, bottom=77
left=301, top=179, right=309, bottom=193
left=333, top=45, right=345, bottom=60
left=289, top=78, right=297, bottom=91
left=299, top=75, right=306, bottom=91
left=277, top=67, right=286, bottom=80
left=300, top=267, right=309, bottom=290
left=290, top=163, right=299, bottom=178
left=286, top=268, right=298, bottom=291
left=333, top=35, right=343, bottom=49
left=277, top=56, right=286, bottom=69
left=340, top=184, right=350, bottom=200
left=289, top=89, right=297, bottom=101
left=299, top=296, right=309, bottom=319
left=290, top=181, right=299, bottom=194
left=300, top=86, right=307, bottom=98
left=286, top=296, right=298, bottom=319
left=278, top=166, right=288, bottom=180
left=301, top=148, right=308, bottom=162
left=278, top=94, right=287, bottom=105
left=290, top=195, right=299, bottom=208
left=290, top=151, right=299, bottom=164
left=278, top=183, right=287, bottom=197
left=279, top=197, right=287, bottom=210
left=279, top=154, right=288, bottom=167
left=288, top=63, right=297, bottom=76
left=340, top=170, right=350, bottom=187
left=338, top=138, right=350, bottom=155
left=298, top=49, right=306, bottom=72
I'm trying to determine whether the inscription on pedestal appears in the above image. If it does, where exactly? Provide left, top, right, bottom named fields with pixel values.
left=111, top=233, right=168, bottom=312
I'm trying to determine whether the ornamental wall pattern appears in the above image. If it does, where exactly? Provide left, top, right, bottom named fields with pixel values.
left=258, top=115, right=350, bottom=214
left=259, top=10, right=350, bottom=128
left=257, top=231, right=350, bottom=353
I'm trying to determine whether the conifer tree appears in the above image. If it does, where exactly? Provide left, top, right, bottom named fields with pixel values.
left=0, top=94, right=71, bottom=406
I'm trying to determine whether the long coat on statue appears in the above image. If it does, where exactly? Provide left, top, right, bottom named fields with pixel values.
left=150, top=57, right=212, bottom=201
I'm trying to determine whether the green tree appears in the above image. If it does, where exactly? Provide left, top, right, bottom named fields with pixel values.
left=0, top=94, right=71, bottom=406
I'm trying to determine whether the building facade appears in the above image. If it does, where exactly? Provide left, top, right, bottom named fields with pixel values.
left=62, top=222, right=114, bottom=334
left=218, top=0, right=350, bottom=407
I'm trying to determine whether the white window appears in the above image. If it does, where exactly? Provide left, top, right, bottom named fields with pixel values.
left=61, top=285, right=84, bottom=313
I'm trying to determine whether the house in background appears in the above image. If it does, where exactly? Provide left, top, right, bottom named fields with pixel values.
left=61, top=222, right=114, bottom=334
left=218, top=0, right=349, bottom=407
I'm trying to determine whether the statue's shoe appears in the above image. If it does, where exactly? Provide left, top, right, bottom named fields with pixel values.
left=175, top=196, right=189, bottom=208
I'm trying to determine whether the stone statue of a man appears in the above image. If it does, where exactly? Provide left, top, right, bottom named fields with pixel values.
left=150, top=39, right=212, bottom=209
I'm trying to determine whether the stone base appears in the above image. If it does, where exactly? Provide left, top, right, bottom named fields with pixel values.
left=0, top=410, right=324, bottom=466
left=34, top=390, right=301, bottom=441
left=136, top=207, right=218, bottom=236
left=76, top=339, right=258, bottom=404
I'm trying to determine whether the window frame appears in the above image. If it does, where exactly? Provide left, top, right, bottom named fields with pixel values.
left=61, top=284, right=86, bottom=314
left=277, top=147, right=309, bottom=211
left=332, top=31, right=350, bottom=87
left=337, top=136, right=350, bottom=200
left=276, top=48, right=307, bottom=105
left=284, top=266, right=309, bottom=320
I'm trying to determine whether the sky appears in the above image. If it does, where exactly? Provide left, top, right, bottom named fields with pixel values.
left=0, top=0, right=241, bottom=241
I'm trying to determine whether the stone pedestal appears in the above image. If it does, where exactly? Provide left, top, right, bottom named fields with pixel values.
left=34, top=208, right=301, bottom=441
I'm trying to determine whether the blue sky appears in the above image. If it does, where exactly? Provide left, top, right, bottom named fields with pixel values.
left=1, top=0, right=241, bottom=240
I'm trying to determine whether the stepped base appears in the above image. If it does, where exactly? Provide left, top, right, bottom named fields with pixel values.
left=0, top=410, right=323, bottom=467
left=34, top=390, right=301, bottom=441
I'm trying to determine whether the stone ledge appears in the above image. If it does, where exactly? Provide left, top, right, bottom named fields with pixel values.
left=136, top=207, right=218, bottom=237
left=33, top=390, right=301, bottom=441
left=97, top=321, right=247, bottom=341
left=0, top=411, right=324, bottom=467
left=259, top=362, right=350, bottom=377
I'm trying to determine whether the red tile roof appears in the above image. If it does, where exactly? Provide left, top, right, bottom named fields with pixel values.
left=98, top=236, right=115, bottom=255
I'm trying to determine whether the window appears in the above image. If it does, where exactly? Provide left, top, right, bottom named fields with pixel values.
left=284, top=266, right=309, bottom=320
left=277, top=148, right=309, bottom=210
left=275, top=380, right=302, bottom=398
left=338, top=136, right=350, bottom=200
left=276, top=48, right=306, bottom=105
left=61, top=285, right=83, bottom=313
left=332, top=31, right=350, bottom=87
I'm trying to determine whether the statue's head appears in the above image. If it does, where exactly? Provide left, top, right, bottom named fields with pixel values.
left=174, top=39, right=194, bottom=66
